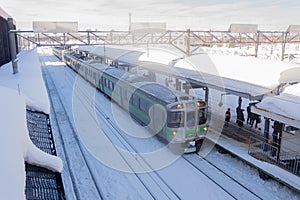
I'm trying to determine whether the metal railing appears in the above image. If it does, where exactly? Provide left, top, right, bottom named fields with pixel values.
left=249, top=136, right=300, bottom=176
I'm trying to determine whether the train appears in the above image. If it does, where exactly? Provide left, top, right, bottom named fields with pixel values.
left=52, top=47, right=208, bottom=153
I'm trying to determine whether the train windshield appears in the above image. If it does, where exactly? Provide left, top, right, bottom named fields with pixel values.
left=167, top=111, right=184, bottom=128
left=186, top=111, right=196, bottom=127
left=198, top=108, right=207, bottom=125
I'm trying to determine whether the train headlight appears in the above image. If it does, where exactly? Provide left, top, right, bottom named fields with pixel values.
left=172, top=131, right=177, bottom=136
left=177, top=104, right=183, bottom=109
left=197, top=101, right=206, bottom=107
left=204, top=127, right=208, bottom=131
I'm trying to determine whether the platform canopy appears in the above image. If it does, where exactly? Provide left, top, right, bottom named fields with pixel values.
left=77, top=45, right=294, bottom=100
left=252, top=93, right=300, bottom=129
left=228, top=24, right=258, bottom=33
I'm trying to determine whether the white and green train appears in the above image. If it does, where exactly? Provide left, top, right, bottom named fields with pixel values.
left=53, top=47, right=208, bottom=153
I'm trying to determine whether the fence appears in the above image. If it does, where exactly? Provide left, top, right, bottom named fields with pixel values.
left=248, top=136, right=300, bottom=176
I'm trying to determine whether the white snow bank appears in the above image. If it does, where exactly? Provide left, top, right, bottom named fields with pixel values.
left=253, top=93, right=300, bottom=129
left=0, top=49, right=50, bottom=114
left=279, top=67, right=300, bottom=83
left=0, top=86, right=63, bottom=200
left=283, top=83, right=300, bottom=97
left=178, top=54, right=299, bottom=89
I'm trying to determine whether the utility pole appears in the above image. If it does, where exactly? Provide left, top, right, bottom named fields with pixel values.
left=129, top=12, right=132, bottom=33
left=7, top=17, right=18, bottom=74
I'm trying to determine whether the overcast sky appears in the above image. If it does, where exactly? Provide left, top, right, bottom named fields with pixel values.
left=1, top=0, right=300, bottom=30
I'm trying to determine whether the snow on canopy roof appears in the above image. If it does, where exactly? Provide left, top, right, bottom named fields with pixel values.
left=77, top=45, right=299, bottom=100
left=283, top=83, right=300, bottom=97
left=279, top=67, right=300, bottom=83
left=252, top=93, right=300, bottom=129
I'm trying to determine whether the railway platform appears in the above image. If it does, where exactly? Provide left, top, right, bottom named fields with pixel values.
left=209, top=120, right=300, bottom=193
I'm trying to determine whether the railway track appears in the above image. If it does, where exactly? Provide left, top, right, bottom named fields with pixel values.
left=40, top=49, right=181, bottom=199
left=42, top=66, right=104, bottom=200
left=66, top=63, right=181, bottom=200
left=58, top=55, right=254, bottom=199
left=182, top=153, right=263, bottom=200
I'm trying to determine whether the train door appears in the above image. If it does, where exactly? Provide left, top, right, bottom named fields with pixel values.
left=150, top=104, right=166, bottom=139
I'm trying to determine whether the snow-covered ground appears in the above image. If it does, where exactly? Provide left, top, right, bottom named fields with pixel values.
left=1, top=46, right=300, bottom=199
left=0, top=49, right=62, bottom=199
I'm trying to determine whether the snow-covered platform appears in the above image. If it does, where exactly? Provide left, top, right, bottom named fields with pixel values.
left=208, top=123, right=300, bottom=193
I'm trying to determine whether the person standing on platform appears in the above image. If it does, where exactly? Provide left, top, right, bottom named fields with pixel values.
left=236, top=106, right=245, bottom=128
left=225, top=108, right=231, bottom=127
left=247, top=105, right=251, bottom=124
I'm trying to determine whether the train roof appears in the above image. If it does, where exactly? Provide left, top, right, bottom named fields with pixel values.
left=138, top=83, right=177, bottom=104
left=104, top=67, right=127, bottom=78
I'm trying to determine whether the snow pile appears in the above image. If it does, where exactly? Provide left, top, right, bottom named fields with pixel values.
left=283, top=83, right=300, bottom=97
left=178, top=54, right=299, bottom=89
left=0, top=49, right=50, bottom=114
left=256, top=93, right=300, bottom=121
left=0, top=86, right=63, bottom=200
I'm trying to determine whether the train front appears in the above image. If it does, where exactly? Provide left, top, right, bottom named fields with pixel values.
left=166, top=100, right=208, bottom=153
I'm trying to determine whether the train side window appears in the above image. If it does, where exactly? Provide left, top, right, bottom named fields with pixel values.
left=132, top=94, right=139, bottom=107
left=109, top=81, right=113, bottom=90
left=105, top=79, right=109, bottom=88
left=140, top=98, right=149, bottom=112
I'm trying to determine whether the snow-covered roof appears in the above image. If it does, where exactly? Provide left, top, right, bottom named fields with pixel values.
left=252, top=93, right=300, bottom=128
left=78, top=45, right=300, bottom=100
left=0, top=49, right=50, bottom=114
left=252, top=83, right=300, bottom=128
left=279, top=67, right=300, bottom=83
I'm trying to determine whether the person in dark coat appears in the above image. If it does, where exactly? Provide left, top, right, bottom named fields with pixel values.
left=236, top=106, right=245, bottom=128
left=247, top=105, right=251, bottom=124
left=225, top=108, right=231, bottom=127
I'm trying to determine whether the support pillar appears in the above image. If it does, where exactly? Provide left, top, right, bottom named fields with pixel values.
left=7, top=17, right=18, bottom=74
left=185, top=29, right=190, bottom=57
left=277, top=123, right=284, bottom=161
left=281, top=32, right=288, bottom=61
left=263, top=118, right=270, bottom=151
left=175, top=78, right=181, bottom=91
left=255, top=32, right=260, bottom=58
left=204, top=87, right=209, bottom=103
left=204, top=87, right=209, bottom=117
